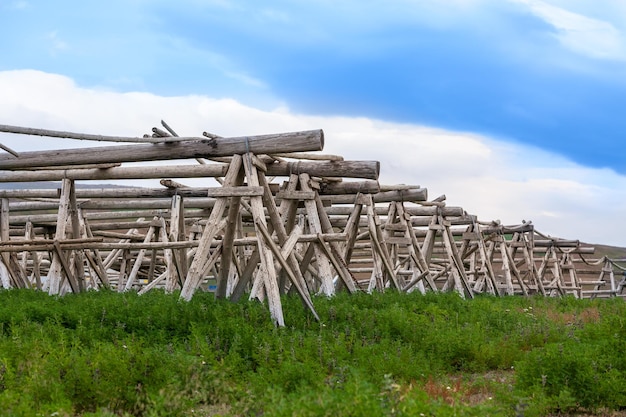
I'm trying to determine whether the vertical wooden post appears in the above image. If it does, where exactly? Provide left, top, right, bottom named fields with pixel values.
left=216, top=169, right=244, bottom=298
left=68, top=179, right=86, bottom=292
left=48, top=179, right=75, bottom=294
left=167, top=195, right=187, bottom=292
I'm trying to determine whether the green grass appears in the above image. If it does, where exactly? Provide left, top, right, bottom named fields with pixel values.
left=0, top=289, right=624, bottom=416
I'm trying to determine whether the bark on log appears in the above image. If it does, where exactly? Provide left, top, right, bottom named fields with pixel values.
left=0, top=130, right=324, bottom=169
left=267, top=160, right=379, bottom=180
left=318, top=180, right=380, bottom=195
left=322, top=188, right=427, bottom=204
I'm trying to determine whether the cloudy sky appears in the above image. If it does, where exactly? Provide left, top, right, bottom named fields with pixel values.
left=1, top=0, right=625, bottom=246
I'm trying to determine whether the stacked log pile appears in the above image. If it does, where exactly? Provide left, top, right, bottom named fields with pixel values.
left=0, top=122, right=624, bottom=325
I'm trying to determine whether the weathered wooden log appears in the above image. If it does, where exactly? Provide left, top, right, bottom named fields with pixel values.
left=322, top=188, right=427, bottom=204
left=0, top=161, right=380, bottom=186
left=8, top=199, right=214, bottom=212
left=318, top=180, right=380, bottom=195
left=0, top=129, right=324, bottom=169
left=534, top=239, right=580, bottom=247
left=270, top=152, right=344, bottom=161
left=269, top=160, right=379, bottom=180
left=0, top=187, right=256, bottom=199
left=0, top=164, right=221, bottom=182
left=0, top=123, right=191, bottom=143
left=323, top=205, right=465, bottom=217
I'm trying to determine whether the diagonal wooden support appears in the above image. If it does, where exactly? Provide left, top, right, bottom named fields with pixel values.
left=24, top=221, right=42, bottom=290
left=258, top=172, right=319, bottom=306
left=439, top=214, right=474, bottom=299
left=466, top=220, right=500, bottom=296
left=124, top=217, right=159, bottom=291
left=255, top=220, right=320, bottom=321
left=313, top=191, right=358, bottom=293
left=77, top=211, right=110, bottom=289
left=181, top=154, right=243, bottom=301
left=299, top=173, right=335, bottom=296
left=341, top=193, right=365, bottom=265
left=0, top=198, right=28, bottom=289
left=365, top=195, right=400, bottom=290
left=243, top=152, right=284, bottom=326
left=394, top=202, right=437, bottom=293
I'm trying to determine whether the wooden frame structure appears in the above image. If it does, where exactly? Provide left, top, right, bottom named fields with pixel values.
left=0, top=122, right=624, bottom=325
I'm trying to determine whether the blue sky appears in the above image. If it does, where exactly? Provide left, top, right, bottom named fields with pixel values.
left=1, top=0, right=626, bottom=245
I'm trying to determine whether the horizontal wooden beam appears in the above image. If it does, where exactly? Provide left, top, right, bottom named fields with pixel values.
left=0, top=159, right=379, bottom=182
left=0, top=129, right=324, bottom=169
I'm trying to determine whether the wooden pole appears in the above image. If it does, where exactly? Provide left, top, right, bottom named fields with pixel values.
left=0, top=130, right=324, bottom=169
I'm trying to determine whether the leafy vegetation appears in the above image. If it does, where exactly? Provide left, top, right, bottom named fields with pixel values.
left=0, top=288, right=624, bottom=416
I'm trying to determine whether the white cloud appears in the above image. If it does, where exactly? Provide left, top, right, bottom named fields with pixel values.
left=1, top=69, right=625, bottom=246
left=511, top=0, right=626, bottom=60
left=45, top=30, right=69, bottom=55
left=11, top=0, right=29, bottom=9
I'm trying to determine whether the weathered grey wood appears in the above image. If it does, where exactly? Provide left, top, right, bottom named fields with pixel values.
left=324, top=205, right=464, bottom=217
left=78, top=215, right=110, bottom=289
left=0, top=129, right=324, bottom=169
left=216, top=169, right=244, bottom=298
left=365, top=196, right=400, bottom=290
left=167, top=195, right=187, bottom=292
left=268, top=160, right=379, bottom=180
left=244, top=153, right=285, bottom=326
left=24, top=221, right=42, bottom=290
left=124, top=218, right=158, bottom=291
left=270, top=152, right=343, bottom=161
left=0, top=199, right=26, bottom=289
left=313, top=191, right=358, bottom=293
left=206, top=187, right=264, bottom=197
left=394, top=203, right=437, bottom=292
left=48, top=179, right=73, bottom=294
left=255, top=219, right=319, bottom=321
left=0, top=123, right=193, bottom=143
left=341, top=194, right=365, bottom=265
left=300, top=174, right=335, bottom=296
left=180, top=155, right=243, bottom=301
left=322, top=188, right=427, bottom=204
left=0, top=142, right=19, bottom=158
left=52, top=240, right=80, bottom=294
left=0, top=164, right=227, bottom=182
left=319, top=180, right=380, bottom=195
left=0, top=187, right=259, bottom=199
left=257, top=171, right=318, bottom=305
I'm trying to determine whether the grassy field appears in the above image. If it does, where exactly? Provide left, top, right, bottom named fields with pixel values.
left=0, top=289, right=625, bottom=416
